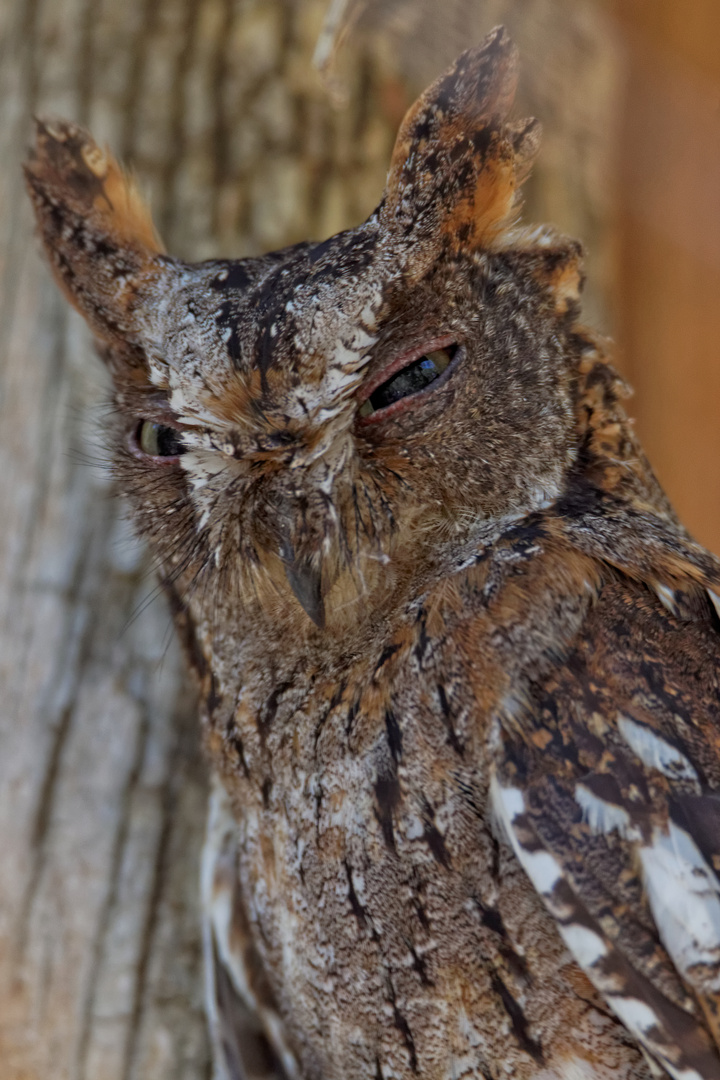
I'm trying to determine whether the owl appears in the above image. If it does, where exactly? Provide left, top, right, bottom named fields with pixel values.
left=25, top=25, right=720, bottom=1080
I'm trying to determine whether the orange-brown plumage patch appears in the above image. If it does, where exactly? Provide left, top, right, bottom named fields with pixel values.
left=380, top=28, right=547, bottom=265
left=384, top=29, right=519, bottom=215
left=27, top=118, right=163, bottom=255
left=513, top=242, right=585, bottom=314
left=25, top=119, right=166, bottom=345
left=456, top=543, right=603, bottom=735
left=85, top=149, right=162, bottom=254
left=441, top=148, right=517, bottom=251
left=382, top=28, right=540, bottom=260
left=207, top=368, right=263, bottom=428
left=545, top=260, right=583, bottom=315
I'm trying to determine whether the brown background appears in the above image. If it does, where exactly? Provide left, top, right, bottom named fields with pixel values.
left=613, top=0, right=720, bottom=551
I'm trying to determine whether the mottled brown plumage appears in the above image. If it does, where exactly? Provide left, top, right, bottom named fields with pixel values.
left=25, top=27, right=720, bottom=1080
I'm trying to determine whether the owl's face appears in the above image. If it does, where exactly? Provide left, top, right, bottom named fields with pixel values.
left=26, top=28, right=585, bottom=631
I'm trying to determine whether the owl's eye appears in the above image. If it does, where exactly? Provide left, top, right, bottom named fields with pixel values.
left=358, top=343, right=459, bottom=421
left=132, top=420, right=186, bottom=461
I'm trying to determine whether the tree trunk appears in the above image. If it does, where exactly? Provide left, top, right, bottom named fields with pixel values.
left=0, top=2, right=616, bottom=1078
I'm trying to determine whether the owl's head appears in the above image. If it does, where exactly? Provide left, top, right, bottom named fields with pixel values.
left=26, top=27, right=588, bottom=633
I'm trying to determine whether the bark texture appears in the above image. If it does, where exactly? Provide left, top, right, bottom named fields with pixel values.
left=0, top=2, right=616, bottom=1078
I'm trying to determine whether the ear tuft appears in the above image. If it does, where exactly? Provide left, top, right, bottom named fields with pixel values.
left=381, top=27, right=540, bottom=262
left=25, top=118, right=165, bottom=343
left=26, top=118, right=164, bottom=254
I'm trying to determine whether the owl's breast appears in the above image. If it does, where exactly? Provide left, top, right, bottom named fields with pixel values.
left=207, top=617, right=651, bottom=1080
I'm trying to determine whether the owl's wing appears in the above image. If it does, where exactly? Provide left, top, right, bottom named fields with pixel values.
left=202, top=779, right=298, bottom=1080
left=490, top=574, right=720, bottom=1080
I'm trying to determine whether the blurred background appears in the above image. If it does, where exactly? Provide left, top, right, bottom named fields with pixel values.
left=0, top=2, right=718, bottom=1078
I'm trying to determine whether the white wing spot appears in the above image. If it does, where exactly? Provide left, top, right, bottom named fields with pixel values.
left=640, top=821, right=720, bottom=994
left=606, top=996, right=661, bottom=1037
left=652, top=582, right=679, bottom=616
left=490, top=778, right=563, bottom=894
left=606, top=996, right=705, bottom=1080
left=519, top=854, right=565, bottom=901
left=575, top=784, right=638, bottom=839
left=708, top=589, right=720, bottom=620
left=560, top=923, right=608, bottom=968
left=617, top=715, right=699, bottom=783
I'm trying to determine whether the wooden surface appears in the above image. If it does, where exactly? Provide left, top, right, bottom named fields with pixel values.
left=612, top=0, right=720, bottom=552
left=0, top=2, right=617, bottom=1077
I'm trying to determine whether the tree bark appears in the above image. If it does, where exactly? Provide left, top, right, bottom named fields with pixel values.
left=0, top=2, right=616, bottom=1078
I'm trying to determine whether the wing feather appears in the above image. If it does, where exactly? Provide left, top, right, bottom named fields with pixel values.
left=491, top=774, right=720, bottom=1080
left=202, top=779, right=297, bottom=1080
left=490, top=574, right=720, bottom=1080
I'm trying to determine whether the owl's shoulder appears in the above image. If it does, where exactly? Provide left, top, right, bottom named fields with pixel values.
left=483, top=516, right=720, bottom=1078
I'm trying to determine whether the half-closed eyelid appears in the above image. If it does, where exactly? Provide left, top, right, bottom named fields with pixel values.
left=359, top=335, right=458, bottom=405
left=120, top=390, right=183, bottom=428
left=357, top=338, right=460, bottom=422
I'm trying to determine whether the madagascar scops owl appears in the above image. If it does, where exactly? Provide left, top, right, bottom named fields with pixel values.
left=25, top=26, right=720, bottom=1080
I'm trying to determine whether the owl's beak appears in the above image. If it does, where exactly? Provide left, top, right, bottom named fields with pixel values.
left=281, top=547, right=325, bottom=628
